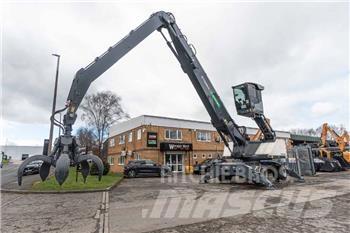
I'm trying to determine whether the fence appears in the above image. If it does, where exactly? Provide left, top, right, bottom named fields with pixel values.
left=287, top=145, right=316, bottom=176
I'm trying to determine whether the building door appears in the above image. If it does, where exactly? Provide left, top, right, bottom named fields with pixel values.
left=165, top=153, right=184, bottom=173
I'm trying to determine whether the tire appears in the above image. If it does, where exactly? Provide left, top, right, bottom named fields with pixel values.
left=128, top=170, right=136, bottom=178
left=262, top=165, right=278, bottom=183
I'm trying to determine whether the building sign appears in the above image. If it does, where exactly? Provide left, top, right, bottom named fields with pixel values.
left=147, top=132, right=158, bottom=147
left=160, top=142, right=192, bottom=151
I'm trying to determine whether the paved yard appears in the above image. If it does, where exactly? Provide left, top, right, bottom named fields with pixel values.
left=149, top=193, right=350, bottom=233
left=1, top=192, right=104, bottom=233
left=1, top=172, right=349, bottom=233
left=109, top=172, right=350, bottom=233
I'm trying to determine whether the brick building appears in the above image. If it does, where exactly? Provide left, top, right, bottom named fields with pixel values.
left=107, top=115, right=290, bottom=173
left=107, top=115, right=226, bottom=173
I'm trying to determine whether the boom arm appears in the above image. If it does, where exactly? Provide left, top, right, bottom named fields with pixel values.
left=63, top=11, right=272, bottom=157
left=321, top=123, right=349, bottom=152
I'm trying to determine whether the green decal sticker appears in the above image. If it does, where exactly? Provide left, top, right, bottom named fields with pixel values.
left=210, top=92, right=221, bottom=108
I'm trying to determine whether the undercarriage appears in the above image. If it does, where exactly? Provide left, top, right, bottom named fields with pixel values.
left=202, top=156, right=304, bottom=188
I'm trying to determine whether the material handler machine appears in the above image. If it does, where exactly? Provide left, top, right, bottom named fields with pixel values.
left=18, top=11, right=302, bottom=187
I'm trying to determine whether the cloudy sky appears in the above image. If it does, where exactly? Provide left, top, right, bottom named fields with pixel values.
left=1, top=1, right=349, bottom=146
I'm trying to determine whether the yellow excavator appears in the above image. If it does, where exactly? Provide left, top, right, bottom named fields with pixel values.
left=317, top=123, right=350, bottom=171
left=252, top=121, right=350, bottom=172
left=321, top=123, right=350, bottom=161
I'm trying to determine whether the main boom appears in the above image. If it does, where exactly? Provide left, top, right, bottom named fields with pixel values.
left=63, top=11, right=248, bottom=156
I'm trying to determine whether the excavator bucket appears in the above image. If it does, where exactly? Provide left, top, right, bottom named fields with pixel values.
left=333, top=155, right=350, bottom=170
left=318, top=158, right=343, bottom=172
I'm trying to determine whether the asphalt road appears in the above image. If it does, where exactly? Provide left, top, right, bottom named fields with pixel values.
left=1, top=162, right=40, bottom=190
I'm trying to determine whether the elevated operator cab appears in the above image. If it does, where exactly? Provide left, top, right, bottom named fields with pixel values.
left=232, top=82, right=265, bottom=118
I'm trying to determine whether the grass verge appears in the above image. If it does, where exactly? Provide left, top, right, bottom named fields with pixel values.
left=2, top=159, right=10, bottom=164
left=32, top=167, right=123, bottom=191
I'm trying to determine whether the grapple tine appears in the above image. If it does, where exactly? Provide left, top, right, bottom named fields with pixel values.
left=77, top=154, right=103, bottom=181
left=80, top=160, right=90, bottom=183
left=39, top=162, right=51, bottom=181
left=17, top=155, right=52, bottom=186
left=55, top=154, right=71, bottom=185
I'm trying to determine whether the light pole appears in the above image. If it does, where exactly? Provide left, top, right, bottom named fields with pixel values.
left=48, top=54, right=60, bottom=153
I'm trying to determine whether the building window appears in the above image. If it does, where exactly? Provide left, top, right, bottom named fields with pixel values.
left=128, top=132, right=133, bottom=142
left=202, top=154, right=206, bottom=159
left=193, top=154, right=197, bottom=159
left=107, top=156, right=114, bottom=165
left=137, top=129, right=142, bottom=140
left=119, top=135, right=125, bottom=144
left=208, top=154, right=212, bottom=159
left=118, top=155, right=125, bottom=165
left=196, top=131, right=211, bottom=142
left=136, top=153, right=141, bottom=160
left=165, top=129, right=182, bottom=140
left=109, top=138, right=115, bottom=147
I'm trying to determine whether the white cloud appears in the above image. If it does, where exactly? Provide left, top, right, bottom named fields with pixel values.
left=311, top=102, right=338, bottom=117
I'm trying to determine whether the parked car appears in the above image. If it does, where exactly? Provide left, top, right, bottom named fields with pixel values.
left=23, top=161, right=43, bottom=176
left=193, top=158, right=226, bottom=175
left=124, top=160, right=171, bottom=178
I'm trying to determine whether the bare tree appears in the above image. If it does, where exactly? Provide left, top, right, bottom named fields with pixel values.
left=80, top=91, right=129, bottom=159
left=290, top=124, right=348, bottom=137
left=331, top=124, right=347, bottom=135
left=76, top=127, right=96, bottom=153
left=290, top=128, right=318, bottom=136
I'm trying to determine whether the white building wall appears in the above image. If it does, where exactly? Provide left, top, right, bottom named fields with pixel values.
left=223, top=138, right=289, bottom=157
